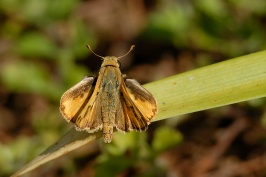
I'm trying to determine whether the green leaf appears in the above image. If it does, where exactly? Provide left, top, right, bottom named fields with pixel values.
left=46, top=0, right=78, bottom=19
left=0, top=61, right=60, bottom=100
left=95, top=155, right=132, bottom=177
left=149, top=50, right=266, bottom=121
left=15, top=33, right=56, bottom=58
left=12, top=50, right=266, bottom=176
left=11, top=130, right=102, bottom=177
left=104, top=132, right=146, bottom=156
left=152, top=127, right=183, bottom=153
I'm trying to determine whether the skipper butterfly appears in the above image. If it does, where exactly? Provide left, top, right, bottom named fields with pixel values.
left=60, top=45, right=157, bottom=143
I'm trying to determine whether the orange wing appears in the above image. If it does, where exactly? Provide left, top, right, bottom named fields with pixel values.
left=115, top=78, right=157, bottom=132
left=59, top=76, right=103, bottom=132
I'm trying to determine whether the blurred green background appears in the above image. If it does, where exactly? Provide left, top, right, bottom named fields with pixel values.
left=0, top=0, right=266, bottom=176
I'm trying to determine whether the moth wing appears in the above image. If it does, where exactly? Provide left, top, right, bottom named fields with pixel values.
left=115, top=79, right=157, bottom=132
left=60, top=76, right=95, bottom=122
left=115, top=98, right=134, bottom=132
left=59, top=76, right=102, bottom=132
left=124, top=79, right=158, bottom=122
left=73, top=95, right=103, bottom=133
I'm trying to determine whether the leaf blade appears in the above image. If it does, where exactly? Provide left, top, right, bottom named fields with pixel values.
left=12, top=130, right=101, bottom=177
left=147, top=50, right=266, bottom=121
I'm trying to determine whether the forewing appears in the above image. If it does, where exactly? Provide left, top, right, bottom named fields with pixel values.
left=60, top=76, right=94, bottom=121
left=125, top=79, right=157, bottom=121
left=116, top=79, right=157, bottom=132
left=59, top=76, right=103, bottom=132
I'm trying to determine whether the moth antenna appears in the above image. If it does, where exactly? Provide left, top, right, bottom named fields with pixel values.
left=86, top=45, right=104, bottom=59
left=117, top=45, right=135, bottom=59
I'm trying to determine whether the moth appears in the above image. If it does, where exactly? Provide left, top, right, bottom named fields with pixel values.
left=59, top=45, right=157, bottom=143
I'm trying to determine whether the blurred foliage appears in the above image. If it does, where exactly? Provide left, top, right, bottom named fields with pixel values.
left=146, top=0, right=266, bottom=56
left=96, top=128, right=182, bottom=177
left=0, top=0, right=266, bottom=176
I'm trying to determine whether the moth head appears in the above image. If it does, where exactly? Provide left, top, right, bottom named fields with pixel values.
left=101, top=56, right=120, bottom=67
left=86, top=45, right=135, bottom=68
